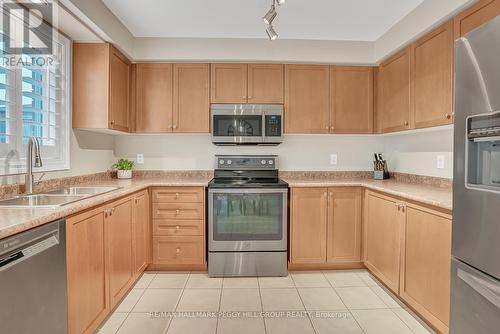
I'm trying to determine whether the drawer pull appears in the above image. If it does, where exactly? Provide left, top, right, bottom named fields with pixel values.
left=175, top=193, right=180, bottom=199
left=176, top=209, right=180, bottom=215
left=176, top=225, right=180, bottom=231
left=176, top=247, right=181, bottom=255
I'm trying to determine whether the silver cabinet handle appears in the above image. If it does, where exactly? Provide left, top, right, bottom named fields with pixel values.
left=458, top=268, right=500, bottom=308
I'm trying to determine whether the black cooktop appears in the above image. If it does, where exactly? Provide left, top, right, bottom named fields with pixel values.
left=208, top=177, right=289, bottom=189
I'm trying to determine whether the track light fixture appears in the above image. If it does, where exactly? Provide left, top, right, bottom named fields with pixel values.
left=262, top=0, right=284, bottom=41
left=266, top=25, right=278, bottom=41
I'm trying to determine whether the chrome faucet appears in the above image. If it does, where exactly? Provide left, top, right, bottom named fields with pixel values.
left=25, top=136, right=43, bottom=194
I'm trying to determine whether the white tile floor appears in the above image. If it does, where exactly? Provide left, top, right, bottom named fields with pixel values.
left=98, top=270, right=435, bottom=334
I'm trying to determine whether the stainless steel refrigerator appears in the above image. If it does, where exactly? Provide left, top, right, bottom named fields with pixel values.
left=451, top=15, right=500, bottom=334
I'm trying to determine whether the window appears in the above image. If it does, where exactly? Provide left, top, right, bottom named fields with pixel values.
left=0, top=7, right=70, bottom=175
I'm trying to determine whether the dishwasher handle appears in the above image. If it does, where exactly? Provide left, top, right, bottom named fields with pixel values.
left=0, top=233, right=59, bottom=272
left=0, top=251, right=24, bottom=268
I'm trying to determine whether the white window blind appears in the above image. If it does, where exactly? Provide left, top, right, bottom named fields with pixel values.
left=0, top=6, right=70, bottom=175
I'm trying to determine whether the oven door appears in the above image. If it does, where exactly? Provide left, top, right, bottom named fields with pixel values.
left=211, top=106, right=264, bottom=144
left=208, top=188, right=288, bottom=252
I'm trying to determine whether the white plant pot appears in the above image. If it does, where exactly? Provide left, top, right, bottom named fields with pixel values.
left=117, top=170, right=132, bottom=179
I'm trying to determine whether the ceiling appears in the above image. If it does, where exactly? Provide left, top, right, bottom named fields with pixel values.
left=102, top=0, right=425, bottom=41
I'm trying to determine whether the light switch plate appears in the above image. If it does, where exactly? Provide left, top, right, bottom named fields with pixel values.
left=330, top=154, right=338, bottom=165
left=137, top=154, right=144, bottom=164
left=437, top=155, right=445, bottom=169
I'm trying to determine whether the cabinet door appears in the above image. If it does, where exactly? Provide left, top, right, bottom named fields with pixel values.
left=248, top=64, right=284, bottom=103
left=327, top=188, right=362, bottom=263
left=109, top=46, right=131, bottom=132
left=173, top=64, right=210, bottom=133
left=133, top=190, right=151, bottom=276
left=330, top=66, right=373, bottom=134
left=290, top=188, right=328, bottom=264
left=285, top=65, right=330, bottom=133
left=400, top=204, right=452, bottom=334
left=454, top=0, right=500, bottom=37
left=364, top=191, right=403, bottom=293
left=106, top=199, right=134, bottom=309
left=412, top=22, right=454, bottom=129
left=135, top=64, right=173, bottom=133
left=210, top=64, right=247, bottom=103
left=378, top=48, right=411, bottom=133
left=67, top=209, right=108, bottom=334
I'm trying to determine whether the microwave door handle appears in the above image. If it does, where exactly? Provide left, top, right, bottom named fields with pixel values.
left=458, top=268, right=500, bottom=308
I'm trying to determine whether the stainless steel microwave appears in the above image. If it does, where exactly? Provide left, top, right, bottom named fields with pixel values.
left=211, top=104, right=283, bottom=145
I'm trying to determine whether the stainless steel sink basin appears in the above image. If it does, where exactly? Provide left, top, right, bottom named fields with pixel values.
left=0, top=194, right=87, bottom=208
left=0, top=186, right=120, bottom=208
left=45, top=186, right=120, bottom=196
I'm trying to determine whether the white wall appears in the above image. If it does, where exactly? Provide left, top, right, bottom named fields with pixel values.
left=113, top=128, right=455, bottom=178
left=114, top=134, right=383, bottom=171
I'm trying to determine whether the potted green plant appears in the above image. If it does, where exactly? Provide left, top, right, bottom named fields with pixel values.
left=112, top=159, right=134, bottom=179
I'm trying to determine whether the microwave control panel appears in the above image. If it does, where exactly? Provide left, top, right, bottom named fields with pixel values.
left=265, top=115, right=282, bottom=137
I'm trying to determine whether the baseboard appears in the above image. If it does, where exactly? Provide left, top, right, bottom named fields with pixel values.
left=288, top=262, right=365, bottom=271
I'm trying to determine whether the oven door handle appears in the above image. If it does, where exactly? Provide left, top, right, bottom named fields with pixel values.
left=208, top=188, right=288, bottom=194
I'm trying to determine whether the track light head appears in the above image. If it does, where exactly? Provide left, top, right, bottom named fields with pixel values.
left=262, top=5, right=277, bottom=25
left=266, top=25, right=278, bottom=41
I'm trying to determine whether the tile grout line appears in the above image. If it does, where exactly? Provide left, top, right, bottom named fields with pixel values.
left=256, top=276, right=268, bottom=334
left=164, top=272, right=191, bottom=334
left=215, top=275, right=224, bottom=334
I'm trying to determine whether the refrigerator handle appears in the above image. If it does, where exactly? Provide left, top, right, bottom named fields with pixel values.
left=458, top=268, right=500, bottom=308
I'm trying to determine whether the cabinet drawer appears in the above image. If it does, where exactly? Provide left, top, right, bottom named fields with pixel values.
left=152, top=236, right=205, bottom=265
left=153, top=219, right=204, bottom=236
left=152, top=203, right=204, bottom=220
left=152, top=187, right=204, bottom=203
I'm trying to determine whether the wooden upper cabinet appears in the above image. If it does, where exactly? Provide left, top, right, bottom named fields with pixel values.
left=73, top=43, right=131, bottom=132
left=105, top=198, right=134, bottom=309
left=133, top=190, right=151, bottom=276
left=327, top=188, right=362, bottom=263
left=66, top=208, right=108, bottom=334
left=454, top=0, right=500, bottom=37
left=210, top=64, right=248, bottom=103
left=330, top=66, right=373, bottom=134
left=290, top=188, right=328, bottom=264
left=364, top=191, right=404, bottom=293
left=109, top=46, right=131, bottom=132
left=285, top=65, right=330, bottom=133
left=247, top=64, right=284, bottom=103
left=400, top=204, right=452, bottom=334
left=173, top=64, right=210, bottom=133
left=135, top=64, right=173, bottom=133
left=377, top=48, right=412, bottom=133
left=412, top=22, right=454, bottom=129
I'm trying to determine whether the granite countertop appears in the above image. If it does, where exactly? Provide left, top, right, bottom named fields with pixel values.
left=0, top=173, right=452, bottom=240
left=283, top=178, right=452, bottom=212
left=0, top=176, right=212, bottom=240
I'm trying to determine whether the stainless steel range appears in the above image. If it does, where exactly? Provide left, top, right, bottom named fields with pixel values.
left=208, top=155, right=288, bottom=277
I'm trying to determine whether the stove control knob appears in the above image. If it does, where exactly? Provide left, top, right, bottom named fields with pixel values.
left=227, top=160, right=232, bottom=165
left=261, top=160, right=267, bottom=165
left=219, top=160, right=225, bottom=165
left=268, top=160, right=274, bottom=165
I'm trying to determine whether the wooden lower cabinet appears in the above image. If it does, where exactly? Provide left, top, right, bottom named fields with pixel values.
left=67, top=190, right=151, bottom=334
left=364, top=190, right=452, bottom=333
left=290, top=187, right=362, bottom=266
left=133, top=190, right=151, bottom=276
left=66, top=208, right=108, bottom=334
left=400, top=203, right=452, bottom=334
left=151, top=187, right=206, bottom=269
left=364, top=190, right=404, bottom=293
left=106, top=198, right=134, bottom=309
left=327, top=188, right=362, bottom=263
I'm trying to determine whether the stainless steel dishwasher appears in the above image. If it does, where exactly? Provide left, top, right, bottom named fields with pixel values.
left=0, top=220, right=67, bottom=334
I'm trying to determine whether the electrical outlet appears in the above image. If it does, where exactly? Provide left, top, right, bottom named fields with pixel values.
left=137, top=154, right=144, bottom=164
left=330, top=154, right=338, bottom=165
left=437, top=155, right=445, bottom=169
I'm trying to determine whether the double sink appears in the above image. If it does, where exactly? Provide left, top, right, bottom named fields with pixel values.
left=0, top=186, right=120, bottom=208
